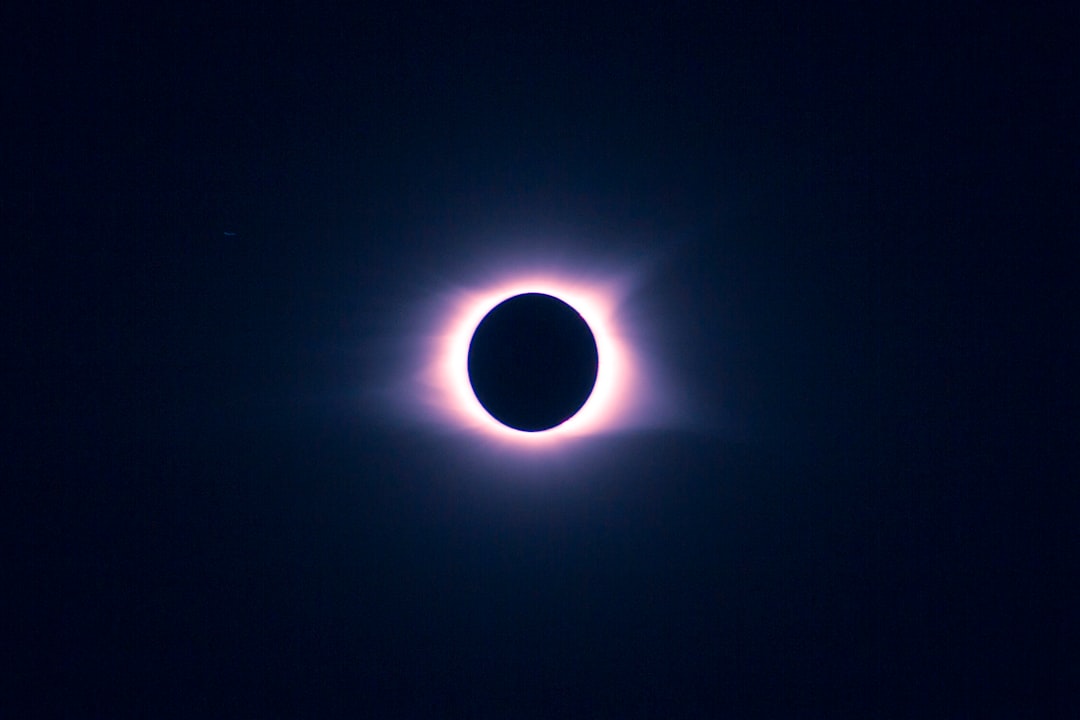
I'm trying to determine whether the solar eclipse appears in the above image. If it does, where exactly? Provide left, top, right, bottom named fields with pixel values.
left=383, top=252, right=678, bottom=453
left=467, top=293, right=599, bottom=432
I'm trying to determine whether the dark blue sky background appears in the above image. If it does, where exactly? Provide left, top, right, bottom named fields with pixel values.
left=8, top=2, right=1076, bottom=716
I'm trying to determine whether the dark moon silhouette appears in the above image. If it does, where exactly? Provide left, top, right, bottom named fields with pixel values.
left=467, top=293, right=599, bottom=432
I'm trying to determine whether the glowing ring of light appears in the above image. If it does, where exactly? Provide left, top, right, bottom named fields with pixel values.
left=425, top=273, right=641, bottom=446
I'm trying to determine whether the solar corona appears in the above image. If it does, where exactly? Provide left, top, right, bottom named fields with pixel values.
left=415, top=268, right=657, bottom=447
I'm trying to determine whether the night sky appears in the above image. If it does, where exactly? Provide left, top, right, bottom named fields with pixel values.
left=10, top=2, right=1076, bottom=717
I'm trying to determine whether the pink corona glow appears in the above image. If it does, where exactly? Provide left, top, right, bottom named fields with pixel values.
left=418, top=270, right=650, bottom=446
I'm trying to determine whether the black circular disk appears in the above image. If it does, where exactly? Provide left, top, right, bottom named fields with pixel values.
left=467, top=293, right=599, bottom=432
